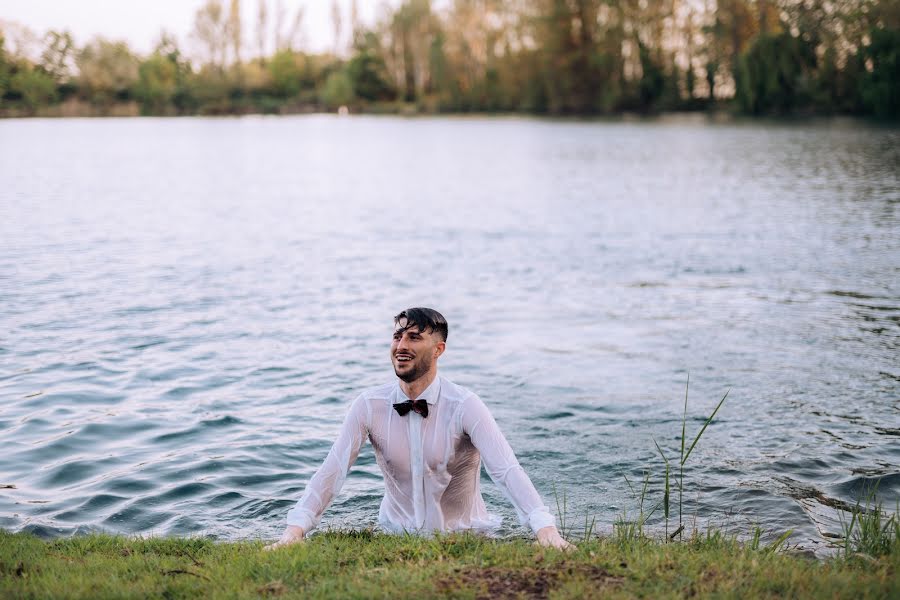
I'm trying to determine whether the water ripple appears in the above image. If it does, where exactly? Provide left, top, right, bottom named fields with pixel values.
left=0, top=115, right=897, bottom=553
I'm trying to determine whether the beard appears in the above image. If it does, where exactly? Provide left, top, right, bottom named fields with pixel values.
left=394, top=355, right=433, bottom=383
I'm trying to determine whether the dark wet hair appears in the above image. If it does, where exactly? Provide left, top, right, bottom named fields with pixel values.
left=394, top=307, right=449, bottom=342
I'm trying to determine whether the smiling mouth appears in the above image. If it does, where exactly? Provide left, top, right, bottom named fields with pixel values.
left=394, top=353, right=414, bottom=363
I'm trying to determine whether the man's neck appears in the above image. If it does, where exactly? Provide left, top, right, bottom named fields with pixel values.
left=399, top=369, right=438, bottom=400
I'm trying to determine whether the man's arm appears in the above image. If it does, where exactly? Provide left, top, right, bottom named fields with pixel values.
left=461, top=394, right=572, bottom=550
left=266, top=394, right=368, bottom=550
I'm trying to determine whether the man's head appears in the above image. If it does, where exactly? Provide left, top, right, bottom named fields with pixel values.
left=391, top=308, right=448, bottom=383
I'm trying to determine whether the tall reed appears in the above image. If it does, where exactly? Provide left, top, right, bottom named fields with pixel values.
left=653, top=374, right=729, bottom=541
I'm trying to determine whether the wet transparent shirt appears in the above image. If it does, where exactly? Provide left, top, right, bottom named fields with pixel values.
left=286, top=376, right=556, bottom=535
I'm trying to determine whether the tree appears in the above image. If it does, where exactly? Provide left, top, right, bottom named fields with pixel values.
left=228, top=0, right=243, bottom=64
left=193, top=0, right=228, bottom=68
left=530, top=0, right=623, bottom=114
left=859, top=26, right=900, bottom=118
left=350, top=0, right=361, bottom=39
left=534, top=0, right=580, bottom=113
left=347, top=31, right=395, bottom=102
left=273, top=1, right=306, bottom=52
left=76, top=37, right=139, bottom=104
left=0, top=33, right=11, bottom=100
left=331, top=0, right=344, bottom=56
left=383, top=0, right=436, bottom=103
left=39, top=30, right=74, bottom=83
left=267, top=49, right=303, bottom=97
left=135, top=54, right=179, bottom=114
left=0, top=21, right=40, bottom=64
left=256, top=0, right=268, bottom=60
left=638, top=39, right=666, bottom=111
left=320, top=68, right=354, bottom=108
left=135, top=34, right=192, bottom=114
left=10, top=65, right=57, bottom=109
left=735, top=31, right=816, bottom=114
left=702, top=0, right=758, bottom=100
left=427, top=28, right=460, bottom=109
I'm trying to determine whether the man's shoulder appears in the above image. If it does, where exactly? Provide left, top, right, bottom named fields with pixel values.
left=438, top=376, right=479, bottom=404
left=356, top=381, right=397, bottom=402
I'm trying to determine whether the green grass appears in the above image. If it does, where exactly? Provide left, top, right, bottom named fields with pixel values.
left=1, top=529, right=897, bottom=599
left=840, top=492, right=900, bottom=561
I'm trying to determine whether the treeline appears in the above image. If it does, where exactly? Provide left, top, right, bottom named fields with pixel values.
left=1, top=0, right=898, bottom=118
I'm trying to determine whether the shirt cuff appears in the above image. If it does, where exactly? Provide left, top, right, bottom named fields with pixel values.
left=285, top=506, right=316, bottom=533
left=527, top=507, right=557, bottom=534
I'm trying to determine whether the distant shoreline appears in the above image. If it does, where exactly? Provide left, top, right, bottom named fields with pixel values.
left=0, top=97, right=716, bottom=120
left=2, top=100, right=889, bottom=124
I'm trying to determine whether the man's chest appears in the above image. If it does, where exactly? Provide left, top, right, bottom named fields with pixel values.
left=367, top=418, right=474, bottom=477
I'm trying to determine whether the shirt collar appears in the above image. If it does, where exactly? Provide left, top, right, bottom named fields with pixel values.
left=394, top=375, right=442, bottom=405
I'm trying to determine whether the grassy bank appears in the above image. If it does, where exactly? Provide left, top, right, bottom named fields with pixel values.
left=1, top=530, right=896, bottom=599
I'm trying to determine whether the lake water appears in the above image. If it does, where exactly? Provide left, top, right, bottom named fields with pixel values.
left=1, top=115, right=897, bottom=554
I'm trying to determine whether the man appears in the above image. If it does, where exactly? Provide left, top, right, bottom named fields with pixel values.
left=267, top=307, right=571, bottom=550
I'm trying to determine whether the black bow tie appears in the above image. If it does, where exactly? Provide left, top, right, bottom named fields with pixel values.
left=393, top=399, right=429, bottom=418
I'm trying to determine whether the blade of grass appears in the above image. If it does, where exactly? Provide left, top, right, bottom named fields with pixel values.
left=653, top=438, right=671, bottom=538
left=553, top=484, right=566, bottom=537
left=749, top=526, right=762, bottom=551
left=680, top=373, right=689, bottom=464
left=765, top=530, right=793, bottom=554
left=583, top=514, right=596, bottom=541
left=679, top=374, right=689, bottom=535
left=681, top=388, right=730, bottom=466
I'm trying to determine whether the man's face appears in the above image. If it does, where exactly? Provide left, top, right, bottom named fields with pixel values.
left=391, top=319, right=445, bottom=383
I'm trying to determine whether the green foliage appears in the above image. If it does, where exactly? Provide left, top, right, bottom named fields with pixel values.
left=135, top=34, right=195, bottom=114
left=736, top=32, right=817, bottom=115
left=815, top=45, right=841, bottom=112
left=0, top=34, right=10, bottom=101
left=389, top=0, right=434, bottom=104
left=347, top=31, right=394, bottom=103
left=267, top=50, right=303, bottom=99
left=859, top=27, right=900, bottom=118
left=0, top=32, right=59, bottom=110
left=427, top=29, right=459, bottom=110
left=76, top=37, right=139, bottom=104
left=10, top=66, right=57, bottom=109
left=638, top=42, right=667, bottom=111
left=319, top=68, right=355, bottom=109
left=536, top=0, right=607, bottom=114
left=840, top=489, right=900, bottom=560
left=615, top=471, right=660, bottom=549
left=187, top=66, right=231, bottom=114
left=135, top=54, right=181, bottom=114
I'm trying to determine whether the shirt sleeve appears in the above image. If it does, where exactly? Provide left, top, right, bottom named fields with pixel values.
left=461, top=393, right=557, bottom=534
left=285, top=393, right=368, bottom=533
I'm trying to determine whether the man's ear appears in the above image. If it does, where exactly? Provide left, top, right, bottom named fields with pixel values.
left=434, top=341, right=446, bottom=359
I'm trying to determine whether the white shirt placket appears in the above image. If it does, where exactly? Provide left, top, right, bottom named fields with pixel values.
left=407, top=409, right=426, bottom=530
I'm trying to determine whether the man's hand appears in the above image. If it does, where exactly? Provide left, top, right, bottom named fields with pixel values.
left=536, top=526, right=573, bottom=551
left=264, top=525, right=305, bottom=551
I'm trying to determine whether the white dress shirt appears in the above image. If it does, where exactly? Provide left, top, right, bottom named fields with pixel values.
left=285, top=375, right=556, bottom=535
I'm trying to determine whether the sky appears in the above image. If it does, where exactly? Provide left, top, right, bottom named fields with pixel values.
left=1, top=0, right=389, bottom=57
